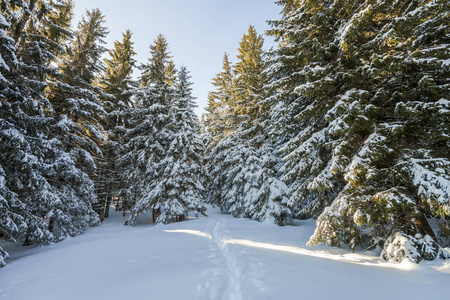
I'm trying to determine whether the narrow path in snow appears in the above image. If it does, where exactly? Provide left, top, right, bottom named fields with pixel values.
left=196, top=219, right=243, bottom=300
left=195, top=219, right=264, bottom=300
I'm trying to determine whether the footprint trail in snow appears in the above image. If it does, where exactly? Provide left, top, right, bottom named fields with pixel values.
left=195, top=219, right=265, bottom=300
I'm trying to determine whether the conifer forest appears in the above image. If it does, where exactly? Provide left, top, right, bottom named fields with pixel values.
left=0, top=0, right=449, bottom=284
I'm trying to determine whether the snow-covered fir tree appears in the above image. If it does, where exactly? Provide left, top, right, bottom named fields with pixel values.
left=206, top=26, right=291, bottom=225
left=205, top=53, right=238, bottom=147
left=124, top=41, right=206, bottom=225
left=97, top=29, right=137, bottom=218
left=122, top=34, right=177, bottom=225
left=1, top=1, right=101, bottom=267
left=267, top=0, right=450, bottom=262
left=150, top=66, right=207, bottom=223
left=265, top=0, right=346, bottom=219
left=0, top=6, right=40, bottom=267
left=205, top=54, right=237, bottom=207
left=46, top=8, right=108, bottom=220
left=100, top=29, right=137, bottom=112
left=16, top=1, right=101, bottom=238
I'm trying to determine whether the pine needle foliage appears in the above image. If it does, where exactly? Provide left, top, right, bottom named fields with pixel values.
left=267, top=0, right=450, bottom=262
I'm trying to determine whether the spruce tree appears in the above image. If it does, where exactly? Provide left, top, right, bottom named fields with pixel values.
left=26, top=2, right=102, bottom=238
left=205, top=54, right=237, bottom=208
left=97, top=29, right=137, bottom=218
left=99, top=29, right=137, bottom=112
left=122, top=34, right=177, bottom=225
left=150, top=66, right=207, bottom=223
left=0, top=7, right=36, bottom=267
left=206, top=26, right=291, bottom=225
left=46, top=8, right=108, bottom=222
left=47, top=8, right=108, bottom=162
left=267, top=0, right=450, bottom=262
left=1, top=1, right=100, bottom=266
left=205, top=53, right=237, bottom=146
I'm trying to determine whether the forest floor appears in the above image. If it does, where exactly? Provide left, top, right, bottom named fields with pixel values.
left=0, top=206, right=449, bottom=300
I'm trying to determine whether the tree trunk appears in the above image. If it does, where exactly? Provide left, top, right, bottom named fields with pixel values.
left=417, top=213, right=436, bottom=239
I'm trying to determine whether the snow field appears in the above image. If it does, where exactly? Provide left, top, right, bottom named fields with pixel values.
left=193, top=219, right=265, bottom=300
left=0, top=206, right=449, bottom=300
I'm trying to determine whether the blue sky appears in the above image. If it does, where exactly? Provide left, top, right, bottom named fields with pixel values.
left=72, top=0, right=282, bottom=116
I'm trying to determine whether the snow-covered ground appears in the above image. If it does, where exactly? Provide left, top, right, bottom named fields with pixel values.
left=0, top=206, right=449, bottom=300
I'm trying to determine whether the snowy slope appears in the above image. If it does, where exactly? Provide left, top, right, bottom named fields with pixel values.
left=0, top=206, right=448, bottom=300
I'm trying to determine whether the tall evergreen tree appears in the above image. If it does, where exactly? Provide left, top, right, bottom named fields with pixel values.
left=146, top=66, right=207, bottom=223
left=265, top=0, right=344, bottom=219
left=206, top=26, right=291, bottom=225
left=267, top=0, right=450, bottom=262
left=99, top=29, right=137, bottom=112
left=27, top=2, right=102, bottom=238
left=122, top=34, right=177, bottom=225
left=1, top=1, right=100, bottom=266
left=46, top=8, right=108, bottom=221
left=205, top=53, right=237, bottom=146
left=205, top=54, right=237, bottom=208
left=233, top=25, right=266, bottom=120
left=47, top=8, right=108, bottom=159
left=0, top=6, right=43, bottom=267
left=97, top=29, right=137, bottom=218
left=139, top=34, right=174, bottom=88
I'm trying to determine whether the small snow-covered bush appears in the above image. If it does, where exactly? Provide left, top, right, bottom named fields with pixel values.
left=0, top=246, right=8, bottom=267
left=381, top=232, right=450, bottom=263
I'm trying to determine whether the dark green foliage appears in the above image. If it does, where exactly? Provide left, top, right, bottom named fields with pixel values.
left=266, top=0, right=449, bottom=261
left=1, top=1, right=102, bottom=267
left=206, top=26, right=291, bottom=225
left=96, top=29, right=137, bottom=220
left=152, top=66, right=207, bottom=223
left=122, top=34, right=177, bottom=225
left=99, top=29, right=137, bottom=111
